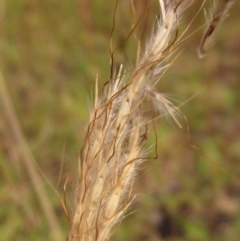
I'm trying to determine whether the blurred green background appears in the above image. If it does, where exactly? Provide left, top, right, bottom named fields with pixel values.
left=1, top=0, right=240, bottom=240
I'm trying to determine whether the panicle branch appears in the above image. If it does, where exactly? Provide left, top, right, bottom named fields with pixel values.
left=198, top=0, right=233, bottom=58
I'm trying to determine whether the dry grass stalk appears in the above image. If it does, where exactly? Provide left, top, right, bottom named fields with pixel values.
left=67, top=0, right=233, bottom=240
left=0, top=71, right=63, bottom=241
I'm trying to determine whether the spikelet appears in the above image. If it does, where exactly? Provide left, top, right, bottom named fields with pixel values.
left=198, top=0, right=233, bottom=58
